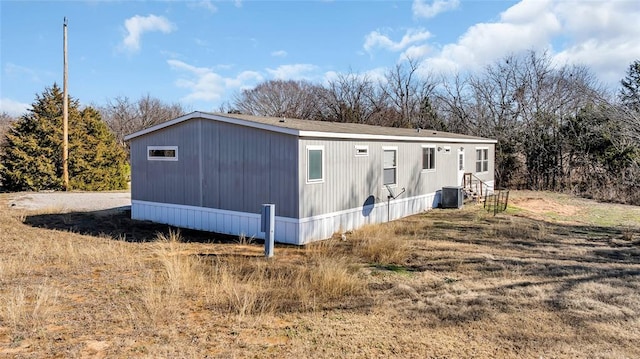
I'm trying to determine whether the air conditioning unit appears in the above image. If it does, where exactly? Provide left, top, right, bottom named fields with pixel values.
left=441, top=186, right=463, bottom=209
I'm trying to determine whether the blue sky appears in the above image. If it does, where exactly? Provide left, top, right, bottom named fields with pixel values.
left=1, top=0, right=639, bottom=117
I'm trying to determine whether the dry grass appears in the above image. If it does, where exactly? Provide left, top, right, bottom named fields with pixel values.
left=1, top=190, right=639, bottom=358
left=349, top=222, right=412, bottom=264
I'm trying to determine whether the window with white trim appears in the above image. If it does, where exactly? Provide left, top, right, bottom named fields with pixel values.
left=421, top=146, right=436, bottom=171
left=354, top=145, right=369, bottom=157
left=307, top=145, right=324, bottom=183
left=147, top=146, right=178, bottom=161
left=383, top=148, right=397, bottom=186
left=475, top=148, right=489, bottom=173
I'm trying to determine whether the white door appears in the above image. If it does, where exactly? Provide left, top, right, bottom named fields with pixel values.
left=457, top=149, right=465, bottom=186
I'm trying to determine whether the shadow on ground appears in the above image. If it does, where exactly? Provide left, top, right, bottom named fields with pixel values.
left=23, top=207, right=244, bottom=243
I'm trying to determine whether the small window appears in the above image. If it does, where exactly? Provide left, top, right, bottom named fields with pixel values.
left=307, top=145, right=324, bottom=183
left=148, top=146, right=178, bottom=161
left=383, top=148, right=397, bottom=186
left=422, top=146, right=436, bottom=171
left=475, top=148, right=489, bottom=173
left=459, top=152, right=464, bottom=171
left=354, top=145, right=369, bottom=157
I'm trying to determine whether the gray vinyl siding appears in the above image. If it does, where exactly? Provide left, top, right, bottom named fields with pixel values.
left=298, top=139, right=494, bottom=218
left=470, top=144, right=495, bottom=183
left=130, top=120, right=202, bottom=206
left=130, top=118, right=299, bottom=218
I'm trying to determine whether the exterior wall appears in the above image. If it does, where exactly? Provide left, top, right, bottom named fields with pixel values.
left=297, top=139, right=468, bottom=218
left=130, top=120, right=202, bottom=206
left=293, top=138, right=492, bottom=242
left=130, top=118, right=299, bottom=218
left=467, top=143, right=496, bottom=192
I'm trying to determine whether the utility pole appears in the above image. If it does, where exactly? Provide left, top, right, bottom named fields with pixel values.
left=63, top=17, right=69, bottom=191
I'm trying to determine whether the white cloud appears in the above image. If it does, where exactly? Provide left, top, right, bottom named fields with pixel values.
left=266, top=64, right=319, bottom=80
left=550, top=1, right=640, bottom=86
left=401, top=45, right=432, bottom=61
left=167, top=60, right=263, bottom=103
left=4, top=63, right=41, bottom=82
left=412, top=0, right=460, bottom=19
left=188, top=0, right=218, bottom=13
left=271, top=50, right=288, bottom=58
left=419, top=0, right=640, bottom=87
left=321, top=67, right=388, bottom=87
left=0, top=98, right=29, bottom=117
left=364, top=28, right=432, bottom=53
left=427, top=0, right=561, bottom=73
left=121, top=15, right=176, bottom=52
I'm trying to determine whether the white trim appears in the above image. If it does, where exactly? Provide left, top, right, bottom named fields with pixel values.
left=124, top=111, right=497, bottom=144
left=421, top=145, right=436, bottom=172
left=382, top=146, right=398, bottom=187
left=354, top=145, right=369, bottom=157
left=147, top=146, right=178, bottom=161
left=306, top=145, right=325, bottom=184
left=131, top=200, right=301, bottom=244
left=131, top=191, right=440, bottom=245
left=457, top=148, right=466, bottom=186
left=475, top=146, right=489, bottom=174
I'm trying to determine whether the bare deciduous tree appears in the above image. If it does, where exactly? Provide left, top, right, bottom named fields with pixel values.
left=0, top=112, right=17, bottom=147
left=380, top=57, right=437, bottom=128
left=319, top=72, right=383, bottom=124
left=99, top=95, right=187, bottom=146
left=232, top=80, right=324, bottom=119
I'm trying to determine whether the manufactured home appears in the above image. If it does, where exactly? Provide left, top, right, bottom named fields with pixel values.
left=124, top=112, right=496, bottom=245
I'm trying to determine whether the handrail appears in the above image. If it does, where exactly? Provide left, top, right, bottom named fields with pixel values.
left=462, top=172, right=490, bottom=198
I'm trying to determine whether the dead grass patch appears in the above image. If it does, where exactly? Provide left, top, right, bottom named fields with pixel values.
left=347, top=223, right=412, bottom=265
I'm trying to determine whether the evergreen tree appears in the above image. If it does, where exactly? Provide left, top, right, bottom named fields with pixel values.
left=0, top=84, right=128, bottom=191
left=620, top=60, right=640, bottom=112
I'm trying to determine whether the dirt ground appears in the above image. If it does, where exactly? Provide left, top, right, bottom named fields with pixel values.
left=6, top=191, right=131, bottom=212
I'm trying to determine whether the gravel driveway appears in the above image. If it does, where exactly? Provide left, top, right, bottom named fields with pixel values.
left=6, top=191, right=131, bottom=212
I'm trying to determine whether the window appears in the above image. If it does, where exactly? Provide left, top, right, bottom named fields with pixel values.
left=422, top=146, right=436, bottom=171
left=459, top=152, right=464, bottom=171
left=354, top=145, right=369, bottom=157
left=147, top=146, right=178, bottom=161
left=383, top=148, right=397, bottom=186
left=307, top=145, right=324, bottom=183
left=475, top=148, right=489, bottom=172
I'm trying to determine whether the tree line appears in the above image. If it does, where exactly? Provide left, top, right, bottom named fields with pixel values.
left=230, top=52, right=640, bottom=205
left=1, top=51, right=638, bottom=204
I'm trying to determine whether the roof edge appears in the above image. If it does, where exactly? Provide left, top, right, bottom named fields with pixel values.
left=298, top=130, right=497, bottom=143
left=124, top=112, right=497, bottom=144
left=124, top=111, right=301, bottom=141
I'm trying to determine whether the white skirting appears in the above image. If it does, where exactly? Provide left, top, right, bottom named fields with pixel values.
left=131, top=192, right=438, bottom=245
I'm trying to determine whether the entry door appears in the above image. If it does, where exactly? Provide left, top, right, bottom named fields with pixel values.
left=457, top=148, right=465, bottom=186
